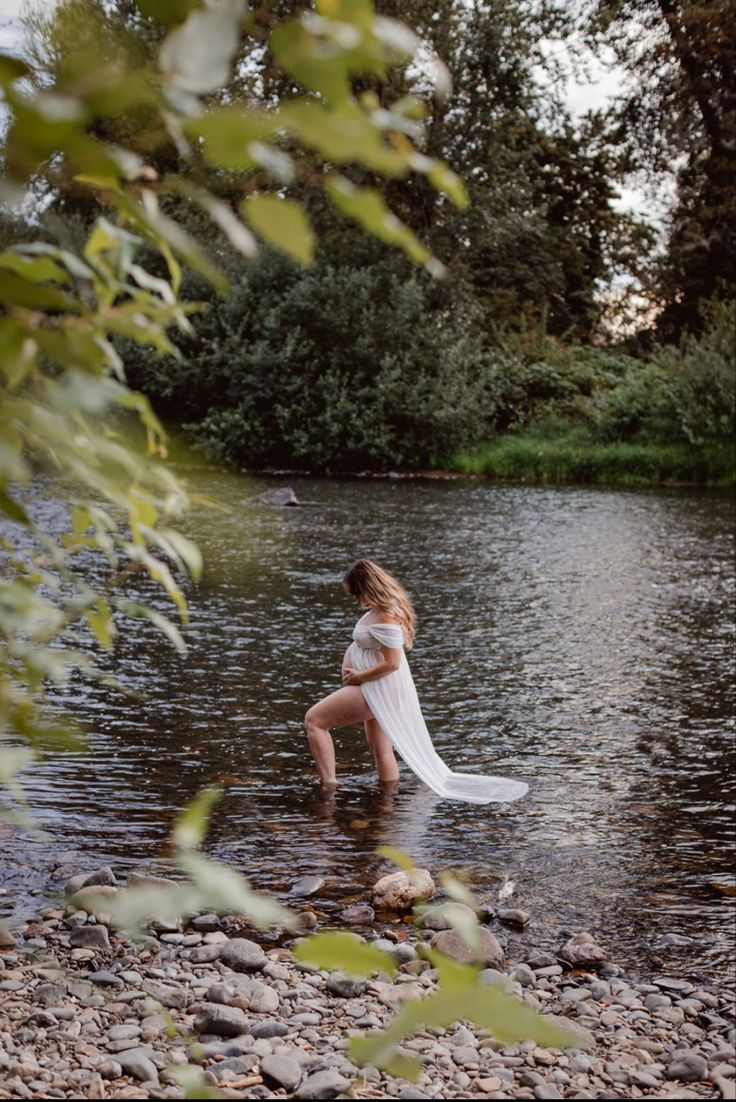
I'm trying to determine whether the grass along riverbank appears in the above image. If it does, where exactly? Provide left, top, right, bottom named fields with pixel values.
left=453, top=426, right=736, bottom=487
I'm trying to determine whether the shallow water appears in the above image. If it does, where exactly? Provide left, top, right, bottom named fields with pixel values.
left=4, top=460, right=735, bottom=982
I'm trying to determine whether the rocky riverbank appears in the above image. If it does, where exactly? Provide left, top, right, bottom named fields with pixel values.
left=0, top=864, right=734, bottom=1101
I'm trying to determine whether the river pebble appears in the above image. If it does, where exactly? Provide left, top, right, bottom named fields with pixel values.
left=0, top=863, right=733, bottom=1101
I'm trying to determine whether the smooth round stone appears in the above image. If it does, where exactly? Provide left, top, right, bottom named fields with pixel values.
left=260, top=1053, right=302, bottom=1091
left=251, top=1021, right=288, bottom=1039
left=668, top=1050, right=708, bottom=1082
left=219, top=938, right=266, bottom=972
left=291, top=876, right=325, bottom=897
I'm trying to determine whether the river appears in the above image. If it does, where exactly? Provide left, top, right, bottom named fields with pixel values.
left=4, top=456, right=735, bottom=983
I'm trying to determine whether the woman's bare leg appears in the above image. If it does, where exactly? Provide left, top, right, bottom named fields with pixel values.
left=364, top=717, right=400, bottom=783
left=304, top=686, right=373, bottom=785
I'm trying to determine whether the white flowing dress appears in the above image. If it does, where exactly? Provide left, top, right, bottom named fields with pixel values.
left=351, top=617, right=528, bottom=805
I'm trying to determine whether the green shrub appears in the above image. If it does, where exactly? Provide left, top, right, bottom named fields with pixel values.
left=590, top=299, right=736, bottom=446
left=126, top=250, right=506, bottom=471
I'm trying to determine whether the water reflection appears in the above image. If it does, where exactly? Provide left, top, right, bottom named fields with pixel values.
left=3, top=468, right=734, bottom=979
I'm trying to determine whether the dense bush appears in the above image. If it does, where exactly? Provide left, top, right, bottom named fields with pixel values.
left=126, top=249, right=505, bottom=471
left=590, top=300, right=736, bottom=446
left=125, top=262, right=734, bottom=479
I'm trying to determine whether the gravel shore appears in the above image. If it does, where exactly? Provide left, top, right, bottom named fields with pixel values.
left=0, top=865, right=734, bottom=1101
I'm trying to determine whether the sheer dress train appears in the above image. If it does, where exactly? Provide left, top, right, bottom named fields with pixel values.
left=351, top=618, right=528, bottom=805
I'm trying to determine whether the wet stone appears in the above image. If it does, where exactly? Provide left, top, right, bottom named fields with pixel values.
left=497, top=907, right=531, bottom=927
left=340, top=904, right=375, bottom=924
left=191, top=913, right=221, bottom=932
left=195, top=1003, right=251, bottom=1038
left=291, top=875, right=325, bottom=897
left=87, top=971, right=123, bottom=988
left=294, top=1068, right=350, bottom=1099
left=69, top=925, right=110, bottom=950
left=668, top=1050, right=709, bottom=1082
left=251, top=1021, right=288, bottom=1039
left=220, top=937, right=266, bottom=972
left=326, top=972, right=367, bottom=998
left=260, top=1053, right=302, bottom=1091
left=81, top=867, right=117, bottom=888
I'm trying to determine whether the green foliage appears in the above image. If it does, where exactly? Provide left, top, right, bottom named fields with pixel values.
left=106, top=791, right=297, bottom=939
left=0, top=221, right=198, bottom=776
left=293, top=931, right=397, bottom=978
left=591, top=300, right=736, bottom=447
left=294, top=847, right=580, bottom=1082
left=0, top=0, right=468, bottom=794
left=452, top=301, right=735, bottom=485
left=588, top=0, right=736, bottom=338
left=454, top=427, right=735, bottom=485
left=125, top=248, right=502, bottom=471
left=349, top=973, right=579, bottom=1080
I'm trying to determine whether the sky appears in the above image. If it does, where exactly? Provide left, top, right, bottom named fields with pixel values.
left=0, top=0, right=649, bottom=218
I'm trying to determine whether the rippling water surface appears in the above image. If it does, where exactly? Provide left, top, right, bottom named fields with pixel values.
left=5, top=458, right=735, bottom=982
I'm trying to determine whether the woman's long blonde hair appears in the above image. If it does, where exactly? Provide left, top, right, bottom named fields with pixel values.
left=343, top=559, right=416, bottom=648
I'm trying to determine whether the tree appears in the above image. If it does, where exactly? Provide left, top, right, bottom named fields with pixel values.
left=588, top=0, right=736, bottom=335
left=0, top=0, right=467, bottom=816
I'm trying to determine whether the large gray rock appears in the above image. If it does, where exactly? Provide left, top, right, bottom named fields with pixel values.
left=431, top=926, right=504, bottom=966
left=220, top=937, right=266, bottom=972
left=294, top=1069, right=350, bottom=1099
left=142, top=979, right=188, bottom=1009
left=70, top=925, right=110, bottom=950
left=340, top=904, right=375, bottom=925
left=258, top=487, right=299, bottom=506
left=668, top=1050, right=708, bottom=1082
left=116, top=1047, right=159, bottom=1083
left=419, top=904, right=476, bottom=932
left=261, top=1053, right=302, bottom=1091
left=326, top=971, right=367, bottom=998
left=127, top=871, right=178, bottom=890
left=559, top=932, right=608, bottom=966
left=69, top=885, right=118, bottom=913
left=372, top=869, right=435, bottom=912
left=81, top=867, right=117, bottom=888
left=195, top=1003, right=252, bottom=1038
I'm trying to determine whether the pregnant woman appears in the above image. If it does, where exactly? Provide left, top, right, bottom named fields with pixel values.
left=304, top=559, right=528, bottom=804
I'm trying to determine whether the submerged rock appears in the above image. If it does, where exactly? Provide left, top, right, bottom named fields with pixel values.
left=257, top=487, right=299, bottom=506
left=81, top=866, right=117, bottom=888
left=497, top=907, right=531, bottom=928
left=291, top=875, right=324, bottom=897
left=372, top=869, right=435, bottom=912
left=340, top=903, right=375, bottom=925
